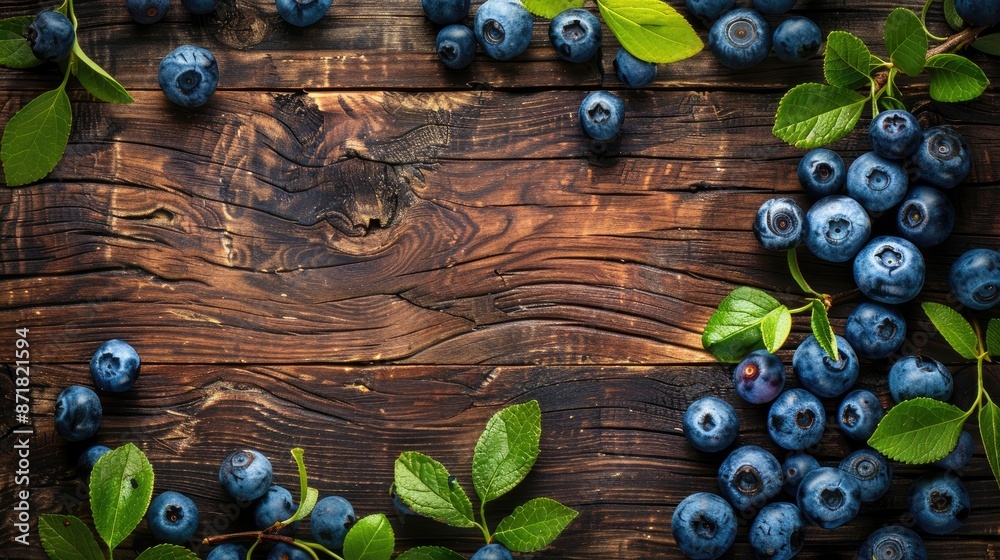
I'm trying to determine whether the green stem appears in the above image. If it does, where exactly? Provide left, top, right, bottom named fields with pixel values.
left=479, top=501, right=490, bottom=543
left=920, top=0, right=950, bottom=41
left=786, top=248, right=822, bottom=299
left=298, top=541, right=340, bottom=560
left=787, top=303, right=813, bottom=314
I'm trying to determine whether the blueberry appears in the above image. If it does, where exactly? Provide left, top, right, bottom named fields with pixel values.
left=949, top=248, right=1000, bottom=310
left=181, top=0, right=220, bottom=14
left=911, top=126, right=971, bottom=189
left=732, top=349, right=785, bottom=404
left=796, top=467, right=862, bottom=529
left=474, top=0, right=533, bottom=61
left=839, top=448, right=891, bottom=503
left=955, top=0, right=1000, bottom=25
left=685, top=0, right=735, bottom=25
left=470, top=544, right=514, bottom=560
left=548, top=8, right=601, bottom=63
left=219, top=449, right=273, bottom=502
left=29, top=11, right=75, bottom=62
left=767, top=388, right=826, bottom=451
left=89, top=339, right=141, bottom=393
left=837, top=389, right=885, bottom=442
left=422, top=0, right=471, bottom=25
left=55, top=385, right=102, bottom=442
left=753, top=197, right=805, bottom=252
left=126, top=0, right=170, bottom=24
left=934, top=430, right=973, bottom=471
left=907, top=472, right=970, bottom=534
left=782, top=452, right=820, bottom=497
left=752, top=0, right=797, bottom=15
left=792, top=334, right=859, bottom=398
left=896, top=184, right=955, bottom=248
left=888, top=355, right=953, bottom=403
left=772, top=16, right=821, bottom=63
left=436, top=24, right=476, bottom=70
left=268, top=543, right=312, bottom=560
left=845, top=302, right=906, bottom=360
left=798, top=149, right=846, bottom=199
left=579, top=90, right=624, bottom=141
left=158, top=45, right=219, bottom=108
left=276, top=0, right=332, bottom=26
left=207, top=544, right=248, bottom=560
left=683, top=396, right=739, bottom=453
left=146, top=491, right=199, bottom=545
left=614, top=48, right=656, bottom=88
left=868, top=110, right=922, bottom=160
left=803, top=195, right=871, bottom=263
left=671, top=492, right=737, bottom=560
left=853, top=236, right=925, bottom=305
left=748, top=502, right=805, bottom=560
left=717, top=445, right=783, bottom=512
left=845, top=152, right=908, bottom=212
left=708, top=9, right=771, bottom=69
left=857, top=526, right=928, bottom=560
left=389, top=485, right=417, bottom=518
left=311, top=496, right=355, bottom=549
left=77, top=444, right=111, bottom=481
left=253, top=485, right=298, bottom=535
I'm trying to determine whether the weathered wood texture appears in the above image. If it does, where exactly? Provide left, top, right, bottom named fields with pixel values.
left=2, top=0, right=1000, bottom=558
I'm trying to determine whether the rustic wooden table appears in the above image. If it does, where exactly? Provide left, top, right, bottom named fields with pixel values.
left=2, top=0, right=1000, bottom=558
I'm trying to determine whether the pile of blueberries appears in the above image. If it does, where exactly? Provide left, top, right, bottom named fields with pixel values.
left=672, top=111, right=998, bottom=560
left=687, top=0, right=820, bottom=69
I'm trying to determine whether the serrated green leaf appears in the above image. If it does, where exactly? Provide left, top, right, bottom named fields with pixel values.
left=869, top=398, right=967, bottom=464
left=396, top=547, right=466, bottom=560
left=972, top=34, right=1000, bottom=56
left=987, top=319, right=1000, bottom=358
left=343, top=514, right=394, bottom=560
left=979, top=400, right=1000, bottom=492
left=702, top=287, right=784, bottom=363
left=72, top=45, right=133, bottom=104
left=38, top=515, right=104, bottom=560
left=884, top=8, right=927, bottom=76
left=521, top=0, right=586, bottom=18
left=473, top=400, right=541, bottom=503
left=944, top=0, right=964, bottom=29
left=1, top=86, right=72, bottom=187
left=0, top=16, right=43, bottom=69
left=878, top=95, right=907, bottom=111
left=134, top=544, right=200, bottom=560
left=494, top=498, right=578, bottom=553
left=925, top=54, right=989, bottom=102
left=760, top=305, right=791, bottom=354
left=921, top=302, right=979, bottom=359
left=772, top=83, right=868, bottom=149
left=596, top=0, right=703, bottom=63
left=90, top=443, right=155, bottom=552
left=824, top=31, right=881, bottom=89
left=810, top=300, right=838, bottom=361
left=393, top=452, right=475, bottom=528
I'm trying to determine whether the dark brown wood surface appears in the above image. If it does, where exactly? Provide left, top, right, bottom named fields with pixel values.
left=2, top=0, right=1000, bottom=558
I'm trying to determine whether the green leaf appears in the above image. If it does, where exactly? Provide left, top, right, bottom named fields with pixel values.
left=878, top=95, right=907, bottom=111
left=810, top=300, right=838, bottom=361
left=393, top=452, right=476, bottom=528
left=396, top=547, right=466, bottom=560
left=868, top=398, right=967, bottom=464
left=72, top=45, right=133, bottom=104
left=987, top=319, right=1000, bottom=358
left=972, top=34, right=1000, bottom=56
left=90, top=443, right=155, bottom=552
left=473, top=400, right=542, bottom=503
left=759, top=305, right=791, bottom=354
left=38, top=515, right=104, bottom=560
left=283, top=448, right=319, bottom=524
left=494, top=498, right=578, bottom=553
left=979, top=399, right=1000, bottom=492
left=134, top=544, right=200, bottom=560
left=0, top=16, right=43, bottom=69
left=824, top=31, right=881, bottom=89
left=944, top=0, right=964, bottom=30
left=596, top=0, right=703, bottom=64
left=1, top=86, right=72, bottom=187
left=343, top=514, right=395, bottom=560
left=921, top=302, right=979, bottom=360
left=520, top=0, right=586, bottom=18
left=772, top=83, right=868, bottom=149
left=884, top=8, right=927, bottom=76
left=702, top=287, right=784, bottom=362
left=925, top=54, right=989, bottom=102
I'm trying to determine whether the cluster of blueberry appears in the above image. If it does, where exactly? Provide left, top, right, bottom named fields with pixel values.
left=687, top=0, right=820, bottom=69
left=54, top=339, right=141, bottom=442
left=124, top=0, right=331, bottom=27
